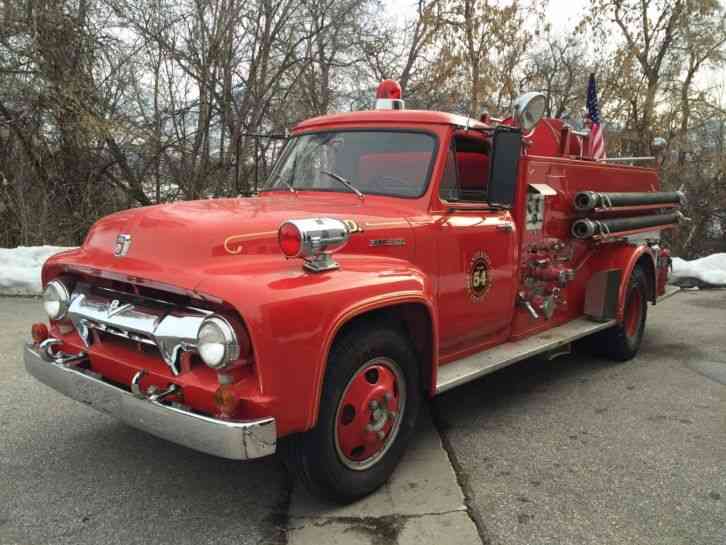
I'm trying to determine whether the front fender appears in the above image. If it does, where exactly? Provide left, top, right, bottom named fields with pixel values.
left=41, top=248, right=86, bottom=286
left=196, top=254, right=435, bottom=435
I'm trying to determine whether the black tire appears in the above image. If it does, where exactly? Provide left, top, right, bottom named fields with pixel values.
left=598, top=265, right=649, bottom=361
left=283, top=322, right=421, bottom=503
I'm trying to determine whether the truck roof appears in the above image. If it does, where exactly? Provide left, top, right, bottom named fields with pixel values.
left=294, top=109, right=490, bottom=132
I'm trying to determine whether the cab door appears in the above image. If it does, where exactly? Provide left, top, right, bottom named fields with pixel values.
left=436, top=208, right=517, bottom=355
left=435, top=130, right=519, bottom=357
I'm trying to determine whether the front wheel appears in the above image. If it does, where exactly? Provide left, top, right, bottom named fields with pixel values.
left=284, top=323, right=421, bottom=503
left=599, top=265, right=649, bottom=361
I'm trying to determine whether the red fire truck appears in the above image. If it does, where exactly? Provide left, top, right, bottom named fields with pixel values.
left=25, top=81, right=681, bottom=502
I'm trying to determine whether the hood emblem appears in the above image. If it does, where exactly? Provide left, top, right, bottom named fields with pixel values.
left=114, top=234, right=132, bottom=256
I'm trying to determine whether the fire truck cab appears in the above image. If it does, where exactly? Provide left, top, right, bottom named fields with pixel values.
left=25, top=80, right=681, bottom=503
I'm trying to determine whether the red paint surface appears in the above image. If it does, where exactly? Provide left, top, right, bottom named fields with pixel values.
left=41, top=112, right=668, bottom=439
left=336, top=361, right=401, bottom=463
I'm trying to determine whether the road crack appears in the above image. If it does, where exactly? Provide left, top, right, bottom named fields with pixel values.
left=431, top=399, right=492, bottom=545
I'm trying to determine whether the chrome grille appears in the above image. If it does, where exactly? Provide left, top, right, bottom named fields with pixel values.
left=84, top=322, right=157, bottom=346
left=67, top=287, right=211, bottom=375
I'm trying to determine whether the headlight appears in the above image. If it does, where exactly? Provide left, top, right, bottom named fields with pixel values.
left=197, top=316, right=240, bottom=369
left=43, top=280, right=70, bottom=320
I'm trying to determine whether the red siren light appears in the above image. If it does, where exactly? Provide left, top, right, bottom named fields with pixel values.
left=375, top=80, right=405, bottom=110
left=278, top=222, right=303, bottom=258
left=376, top=80, right=402, bottom=100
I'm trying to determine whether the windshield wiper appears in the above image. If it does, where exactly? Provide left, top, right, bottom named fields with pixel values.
left=321, top=170, right=364, bottom=200
left=279, top=178, right=296, bottom=193
left=261, top=174, right=296, bottom=194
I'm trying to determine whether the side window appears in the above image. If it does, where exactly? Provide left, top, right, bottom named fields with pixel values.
left=439, top=144, right=459, bottom=201
left=440, top=134, right=491, bottom=203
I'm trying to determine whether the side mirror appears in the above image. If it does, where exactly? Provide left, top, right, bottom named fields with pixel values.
left=488, top=127, right=522, bottom=207
left=651, top=137, right=667, bottom=155
left=651, top=137, right=668, bottom=166
left=512, top=92, right=546, bottom=132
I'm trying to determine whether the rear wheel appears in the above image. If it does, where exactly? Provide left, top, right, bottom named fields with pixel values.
left=284, top=323, right=421, bottom=503
left=599, top=265, right=649, bottom=361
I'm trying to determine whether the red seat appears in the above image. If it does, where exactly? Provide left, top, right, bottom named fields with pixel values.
left=457, top=152, right=489, bottom=191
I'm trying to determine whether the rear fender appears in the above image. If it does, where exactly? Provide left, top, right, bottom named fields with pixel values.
left=587, top=244, right=656, bottom=321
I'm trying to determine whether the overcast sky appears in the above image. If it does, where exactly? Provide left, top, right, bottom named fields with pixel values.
left=382, top=0, right=587, bottom=35
left=381, top=0, right=724, bottom=95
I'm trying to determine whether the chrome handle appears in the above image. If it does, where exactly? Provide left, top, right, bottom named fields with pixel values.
left=496, top=223, right=513, bottom=232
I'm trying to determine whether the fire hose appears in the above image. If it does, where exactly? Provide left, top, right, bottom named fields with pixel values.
left=571, top=212, right=682, bottom=239
left=573, top=190, right=685, bottom=211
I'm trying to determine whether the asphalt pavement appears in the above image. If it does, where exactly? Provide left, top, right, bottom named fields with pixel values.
left=434, top=289, right=726, bottom=545
left=0, top=300, right=289, bottom=545
left=1, top=291, right=724, bottom=545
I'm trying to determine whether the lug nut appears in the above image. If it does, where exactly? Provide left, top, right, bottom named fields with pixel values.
left=369, top=400, right=379, bottom=410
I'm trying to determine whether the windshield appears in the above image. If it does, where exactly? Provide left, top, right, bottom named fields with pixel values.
left=262, top=130, right=437, bottom=198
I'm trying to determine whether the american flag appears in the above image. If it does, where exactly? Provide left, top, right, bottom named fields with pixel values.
left=587, top=73, right=606, bottom=160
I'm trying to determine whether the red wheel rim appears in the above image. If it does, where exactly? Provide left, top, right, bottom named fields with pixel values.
left=334, top=358, right=406, bottom=471
left=624, top=287, right=643, bottom=337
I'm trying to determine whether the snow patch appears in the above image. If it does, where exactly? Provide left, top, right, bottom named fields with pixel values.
left=0, top=246, right=77, bottom=296
left=671, top=253, right=726, bottom=288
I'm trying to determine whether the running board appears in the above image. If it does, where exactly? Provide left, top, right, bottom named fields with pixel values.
left=435, top=318, right=616, bottom=394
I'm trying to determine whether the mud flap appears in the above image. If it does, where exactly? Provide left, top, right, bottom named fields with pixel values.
left=585, top=269, right=621, bottom=322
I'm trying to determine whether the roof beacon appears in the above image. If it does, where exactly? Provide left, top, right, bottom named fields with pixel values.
left=375, top=80, right=405, bottom=110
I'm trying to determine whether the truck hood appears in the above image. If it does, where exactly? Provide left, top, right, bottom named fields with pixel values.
left=66, top=193, right=418, bottom=293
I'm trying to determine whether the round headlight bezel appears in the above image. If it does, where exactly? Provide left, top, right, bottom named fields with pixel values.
left=43, top=280, right=71, bottom=320
left=196, top=316, right=240, bottom=370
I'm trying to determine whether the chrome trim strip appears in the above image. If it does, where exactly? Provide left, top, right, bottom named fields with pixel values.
left=24, top=344, right=276, bottom=460
left=93, top=286, right=178, bottom=308
left=85, top=322, right=157, bottom=346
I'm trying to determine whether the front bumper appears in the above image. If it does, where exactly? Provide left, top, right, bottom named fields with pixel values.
left=24, top=344, right=276, bottom=460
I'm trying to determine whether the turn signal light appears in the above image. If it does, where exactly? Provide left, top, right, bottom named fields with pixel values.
left=214, top=384, right=239, bottom=417
left=31, top=323, right=49, bottom=344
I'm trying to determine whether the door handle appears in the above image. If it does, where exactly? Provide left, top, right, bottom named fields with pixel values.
left=496, top=222, right=513, bottom=232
